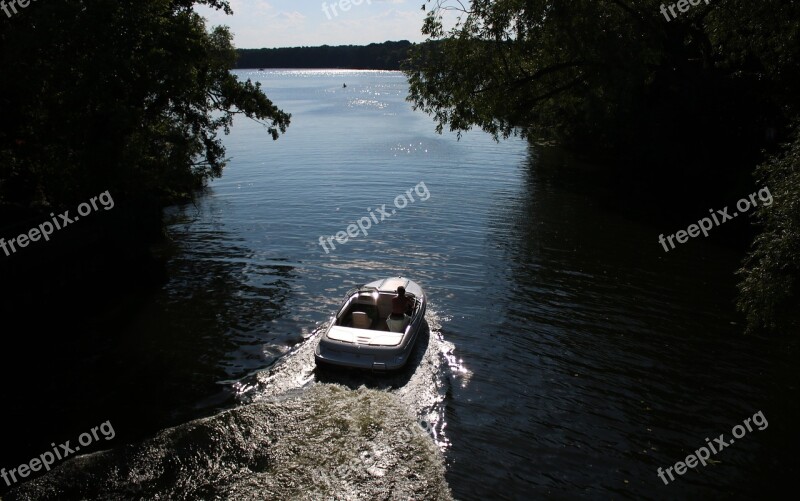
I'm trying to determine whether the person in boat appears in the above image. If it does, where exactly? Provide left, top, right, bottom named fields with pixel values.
left=387, top=286, right=413, bottom=332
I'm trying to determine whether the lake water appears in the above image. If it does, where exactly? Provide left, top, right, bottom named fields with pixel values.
left=4, top=70, right=797, bottom=500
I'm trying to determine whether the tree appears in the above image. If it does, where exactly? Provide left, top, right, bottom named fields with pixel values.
left=406, top=0, right=800, bottom=333
left=0, top=0, right=290, bottom=209
left=0, top=0, right=292, bottom=315
left=405, top=0, right=800, bottom=156
left=737, top=123, right=800, bottom=333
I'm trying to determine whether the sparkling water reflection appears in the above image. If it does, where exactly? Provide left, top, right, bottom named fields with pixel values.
left=3, top=70, right=797, bottom=500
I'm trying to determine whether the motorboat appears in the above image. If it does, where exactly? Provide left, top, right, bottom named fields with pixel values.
left=314, top=276, right=427, bottom=370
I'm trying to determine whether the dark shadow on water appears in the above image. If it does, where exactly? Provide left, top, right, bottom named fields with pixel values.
left=0, top=199, right=297, bottom=490
left=443, top=143, right=799, bottom=500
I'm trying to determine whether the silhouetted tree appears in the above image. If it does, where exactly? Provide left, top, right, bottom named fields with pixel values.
left=0, top=0, right=290, bottom=314
left=737, top=123, right=800, bottom=333
left=406, top=0, right=799, bottom=155
left=407, top=0, right=800, bottom=333
left=0, top=0, right=290, bottom=209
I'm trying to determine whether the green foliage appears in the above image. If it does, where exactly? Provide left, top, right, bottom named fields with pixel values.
left=0, top=0, right=290, bottom=208
left=408, top=0, right=800, bottom=333
left=737, top=123, right=800, bottom=333
left=405, top=0, right=800, bottom=152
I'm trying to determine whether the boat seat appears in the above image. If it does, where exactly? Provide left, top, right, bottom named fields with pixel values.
left=351, top=311, right=372, bottom=329
left=386, top=314, right=409, bottom=333
left=376, top=294, right=395, bottom=322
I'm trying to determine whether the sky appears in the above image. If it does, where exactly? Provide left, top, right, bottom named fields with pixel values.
left=194, top=0, right=450, bottom=49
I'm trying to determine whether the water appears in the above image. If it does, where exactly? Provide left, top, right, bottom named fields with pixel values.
left=4, top=70, right=798, bottom=500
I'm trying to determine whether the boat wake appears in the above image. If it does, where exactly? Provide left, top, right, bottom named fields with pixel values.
left=6, top=308, right=466, bottom=500
left=242, top=306, right=467, bottom=451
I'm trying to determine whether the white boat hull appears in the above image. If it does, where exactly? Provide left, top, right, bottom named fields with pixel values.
left=314, top=277, right=427, bottom=370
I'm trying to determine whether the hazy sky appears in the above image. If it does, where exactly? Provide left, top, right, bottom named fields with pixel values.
left=194, top=0, right=445, bottom=49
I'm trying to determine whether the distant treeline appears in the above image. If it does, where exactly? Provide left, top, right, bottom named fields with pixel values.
left=235, top=41, right=412, bottom=70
